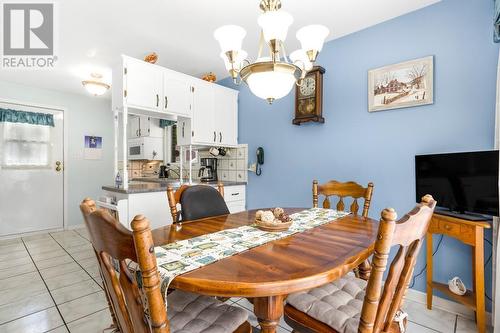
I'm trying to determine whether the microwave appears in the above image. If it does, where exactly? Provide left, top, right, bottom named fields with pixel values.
left=128, top=137, right=164, bottom=161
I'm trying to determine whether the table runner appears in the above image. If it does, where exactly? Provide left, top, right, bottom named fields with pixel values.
left=152, top=208, right=350, bottom=297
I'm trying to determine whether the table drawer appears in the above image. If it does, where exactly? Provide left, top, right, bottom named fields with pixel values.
left=438, top=220, right=461, bottom=236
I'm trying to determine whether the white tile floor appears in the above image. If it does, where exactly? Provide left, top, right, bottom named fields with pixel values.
left=0, top=227, right=489, bottom=332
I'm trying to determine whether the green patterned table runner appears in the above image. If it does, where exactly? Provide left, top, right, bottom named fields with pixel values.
left=153, top=208, right=350, bottom=297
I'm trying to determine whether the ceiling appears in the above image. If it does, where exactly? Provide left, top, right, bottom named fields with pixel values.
left=0, top=0, right=440, bottom=97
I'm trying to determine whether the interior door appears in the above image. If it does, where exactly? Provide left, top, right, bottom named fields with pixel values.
left=125, top=58, right=162, bottom=110
left=0, top=101, right=64, bottom=236
left=192, top=81, right=215, bottom=144
left=163, top=71, right=192, bottom=117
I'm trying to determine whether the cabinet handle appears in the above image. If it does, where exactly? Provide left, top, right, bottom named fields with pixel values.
left=182, top=122, right=185, bottom=137
left=213, top=131, right=216, bottom=142
left=165, top=96, right=168, bottom=109
left=219, top=132, right=222, bottom=143
left=156, top=94, right=159, bottom=107
left=139, top=129, right=141, bottom=136
left=136, top=130, right=139, bottom=137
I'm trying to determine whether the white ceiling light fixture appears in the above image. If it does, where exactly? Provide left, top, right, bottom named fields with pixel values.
left=214, top=0, right=329, bottom=104
left=81, top=73, right=110, bottom=96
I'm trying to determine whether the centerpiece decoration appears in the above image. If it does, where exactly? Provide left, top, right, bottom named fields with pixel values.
left=255, top=207, right=293, bottom=232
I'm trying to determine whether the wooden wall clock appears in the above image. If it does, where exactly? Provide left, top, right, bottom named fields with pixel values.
left=293, top=66, right=325, bottom=125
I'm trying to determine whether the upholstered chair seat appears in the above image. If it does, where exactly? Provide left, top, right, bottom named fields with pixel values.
left=286, top=274, right=367, bottom=333
left=168, top=290, right=248, bottom=333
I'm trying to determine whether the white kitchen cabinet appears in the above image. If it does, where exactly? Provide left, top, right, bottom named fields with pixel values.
left=124, top=58, right=163, bottom=111
left=177, top=80, right=238, bottom=147
left=224, top=185, right=246, bottom=213
left=214, top=85, right=238, bottom=147
left=113, top=55, right=193, bottom=119
left=128, top=115, right=163, bottom=139
left=163, top=70, right=192, bottom=117
left=129, top=115, right=141, bottom=138
left=192, top=80, right=216, bottom=144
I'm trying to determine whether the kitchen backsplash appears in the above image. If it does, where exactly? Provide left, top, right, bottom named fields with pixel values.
left=119, top=144, right=248, bottom=182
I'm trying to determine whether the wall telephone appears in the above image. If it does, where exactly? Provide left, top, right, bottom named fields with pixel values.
left=256, top=147, right=264, bottom=176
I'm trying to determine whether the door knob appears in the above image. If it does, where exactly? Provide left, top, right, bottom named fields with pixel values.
left=55, top=161, right=62, bottom=172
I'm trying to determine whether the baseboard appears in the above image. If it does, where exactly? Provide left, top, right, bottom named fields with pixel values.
left=405, top=287, right=492, bottom=324
left=0, top=224, right=85, bottom=240
left=65, top=224, right=85, bottom=230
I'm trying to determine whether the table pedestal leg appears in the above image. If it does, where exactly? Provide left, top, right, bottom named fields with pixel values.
left=253, top=295, right=285, bottom=333
left=357, top=259, right=372, bottom=280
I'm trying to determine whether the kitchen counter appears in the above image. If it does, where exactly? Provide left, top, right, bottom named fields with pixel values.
left=102, top=179, right=247, bottom=194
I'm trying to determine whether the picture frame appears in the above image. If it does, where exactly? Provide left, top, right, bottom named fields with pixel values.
left=368, top=56, right=434, bottom=112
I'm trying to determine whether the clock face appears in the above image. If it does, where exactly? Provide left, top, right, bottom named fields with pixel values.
left=300, top=77, right=316, bottom=97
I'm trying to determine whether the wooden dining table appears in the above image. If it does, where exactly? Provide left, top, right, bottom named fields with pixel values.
left=151, top=208, right=379, bottom=333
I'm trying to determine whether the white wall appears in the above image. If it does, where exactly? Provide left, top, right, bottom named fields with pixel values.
left=0, top=80, right=114, bottom=227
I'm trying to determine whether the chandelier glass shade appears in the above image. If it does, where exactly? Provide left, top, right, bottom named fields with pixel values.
left=214, top=0, right=329, bottom=104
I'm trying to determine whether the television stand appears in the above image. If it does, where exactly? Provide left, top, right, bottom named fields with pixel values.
left=426, top=213, right=491, bottom=333
left=435, top=209, right=492, bottom=221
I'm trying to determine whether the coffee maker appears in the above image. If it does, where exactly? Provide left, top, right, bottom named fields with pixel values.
left=198, top=158, right=218, bottom=182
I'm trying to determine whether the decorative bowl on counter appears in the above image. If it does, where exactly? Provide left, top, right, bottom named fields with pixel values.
left=255, top=208, right=292, bottom=232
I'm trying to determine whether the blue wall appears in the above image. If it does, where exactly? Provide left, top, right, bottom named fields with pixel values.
left=220, top=0, right=499, bottom=309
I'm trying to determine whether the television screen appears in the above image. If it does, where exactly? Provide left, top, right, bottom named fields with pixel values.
left=415, top=150, right=499, bottom=217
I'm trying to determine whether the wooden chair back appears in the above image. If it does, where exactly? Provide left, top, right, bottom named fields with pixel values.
left=313, top=180, right=374, bottom=217
left=358, top=195, right=436, bottom=333
left=80, top=198, right=169, bottom=333
left=166, top=183, right=225, bottom=222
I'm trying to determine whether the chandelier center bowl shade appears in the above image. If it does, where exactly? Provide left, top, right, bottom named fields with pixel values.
left=214, top=0, right=329, bottom=104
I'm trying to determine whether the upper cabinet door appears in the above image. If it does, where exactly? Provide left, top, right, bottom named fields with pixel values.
left=125, top=59, right=162, bottom=111
left=214, top=86, right=238, bottom=147
left=163, top=71, right=192, bottom=117
left=192, top=81, right=215, bottom=145
left=129, top=116, right=141, bottom=138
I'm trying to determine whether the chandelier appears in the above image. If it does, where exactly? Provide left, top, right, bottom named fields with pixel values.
left=214, top=0, right=329, bottom=104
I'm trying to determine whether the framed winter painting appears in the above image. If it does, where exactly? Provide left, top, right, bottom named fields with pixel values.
left=368, top=56, right=434, bottom=112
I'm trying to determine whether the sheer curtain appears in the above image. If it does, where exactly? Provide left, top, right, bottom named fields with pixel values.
left=1, top=122, right=51, bottom=167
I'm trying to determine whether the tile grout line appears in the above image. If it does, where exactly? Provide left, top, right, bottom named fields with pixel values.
left=48, top=232, right=105, bottom=291
left=20, top=237, right=70, bottom=333
left=408, top=320, right=442, bottom=332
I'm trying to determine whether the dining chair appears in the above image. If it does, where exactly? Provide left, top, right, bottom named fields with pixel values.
left=313, top=180, right=375, bottom=280
left=80, top=198, right=251, bottom=333
left=284, top=195, right=436, bottom=333
left=313, top=180, right=374, bottom=217
left=166, top=183, right=229, bottom=223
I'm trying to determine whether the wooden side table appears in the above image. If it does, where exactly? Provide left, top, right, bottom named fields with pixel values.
left=426, top=213, right=490, bottom=333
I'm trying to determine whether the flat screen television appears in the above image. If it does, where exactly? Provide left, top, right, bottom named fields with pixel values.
left=415, top=150, right=499, bottom=218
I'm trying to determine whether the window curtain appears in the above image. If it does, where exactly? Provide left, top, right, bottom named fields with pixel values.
left=0, top=108, right=55, bottom=127
left=159, top=119, right=176, bottom=128
left=495, top=0, right=500, bottom=43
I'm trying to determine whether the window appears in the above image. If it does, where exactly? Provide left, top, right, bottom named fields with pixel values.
left=1, top=122, right=52, bottom=167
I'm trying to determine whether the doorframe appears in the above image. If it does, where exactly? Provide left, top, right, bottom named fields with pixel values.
left=0, top=97, right=69, bottom=230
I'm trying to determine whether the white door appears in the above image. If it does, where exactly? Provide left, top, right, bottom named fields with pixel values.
left=192, top=81, right=215, bottom=145
left=125, top=58, right=162, bottom=111
left=163, top=71, right=192, bottom=117
left=214, top=86, right=238, bottom=147
left=0, top=102, right=64, bottom=236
